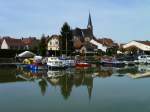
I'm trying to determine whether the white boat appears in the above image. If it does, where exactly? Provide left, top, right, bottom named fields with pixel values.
left=59, top=56, right=76, bottom=67
left=47, top=57, right=67, bottom=69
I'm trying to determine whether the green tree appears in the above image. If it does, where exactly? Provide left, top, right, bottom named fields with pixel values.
left=60, top=22, right=74, bottom=55
left=39, top=34, right=47, bottom=56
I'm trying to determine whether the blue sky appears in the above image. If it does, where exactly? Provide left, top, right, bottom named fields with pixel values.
left=0, top=0, right=150, bottom=42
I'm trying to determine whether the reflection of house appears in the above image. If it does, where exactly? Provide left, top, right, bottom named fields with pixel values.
left=1, top=37, right=25, bottom=49
left=123, top=40, right=150, bottom=54
left=47, top=71, right=94, bottom=100
left=47, top=35, right=61, bottom=51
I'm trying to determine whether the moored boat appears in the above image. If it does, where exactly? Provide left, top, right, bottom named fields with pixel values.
left=47, top=57, right=67, bottom=69
left=59, top=57, right=76, bottom=67
left=101, top=57, right=125, bottom=67
left=76, top=62, right=91, bottom=68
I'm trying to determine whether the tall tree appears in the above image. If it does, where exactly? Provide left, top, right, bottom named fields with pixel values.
left=39, top=34, right=47, bottom=56
left=60, top=22, right=74, bottom=55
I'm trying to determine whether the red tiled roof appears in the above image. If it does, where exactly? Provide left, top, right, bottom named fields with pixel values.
left=3, top=37, right=25, bottom=47
left=96, top=38, right=118, bottom=47
left=47, top=35, right=61, bottom=42
left=22, top=37, right=37, bottom=45
left=136, top=41, right=150, bottom=46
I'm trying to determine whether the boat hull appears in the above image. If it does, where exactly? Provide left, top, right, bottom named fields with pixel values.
left=76, top=63, right=91, bottom=68
left=101, top=62, right=125, bottom=67
left=29, top=64, right=48, bottom=70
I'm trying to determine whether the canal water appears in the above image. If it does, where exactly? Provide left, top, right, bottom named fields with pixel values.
left=0, top=65, right=150, bottom=112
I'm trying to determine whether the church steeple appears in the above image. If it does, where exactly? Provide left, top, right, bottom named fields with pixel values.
left=87, top=12, right=93, bottom=31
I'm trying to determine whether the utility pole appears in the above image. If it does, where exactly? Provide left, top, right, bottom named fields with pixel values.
left=65, top=32, right=69, bottom=56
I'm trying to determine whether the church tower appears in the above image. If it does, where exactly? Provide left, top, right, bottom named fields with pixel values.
left=87, top=12, right=93, bottom=32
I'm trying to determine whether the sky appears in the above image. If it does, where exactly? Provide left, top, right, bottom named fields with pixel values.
left=0, top=0, right=150, bottom=43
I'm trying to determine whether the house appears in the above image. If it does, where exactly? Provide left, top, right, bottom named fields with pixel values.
left=1, top=37, right=25, bottom=49
left=90, top=39, right=107, bottom=52
left=123, top=40, right=150, bottom=54
left=47, top=35, right=61, bottom=51
left=96, top=38, right=118, bottom=48
left=22, top=37, right=39, bottom=49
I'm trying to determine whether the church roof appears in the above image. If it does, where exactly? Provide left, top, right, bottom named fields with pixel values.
left=72, top=28, right=93, bottom=39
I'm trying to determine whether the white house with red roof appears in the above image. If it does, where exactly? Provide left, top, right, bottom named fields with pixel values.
left=1, top=37, right=25, bottom=49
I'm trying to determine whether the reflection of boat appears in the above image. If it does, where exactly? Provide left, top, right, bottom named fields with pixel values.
left=16, top=68, right=47, bottom=81
left=76, top=62, right=91, bottom=68
left=101, top=57, right=125, bottom=67
left=29, top=63, right=47, bottom=70
left=47, top=70, right=65, bottom=78
left=47, top=57, right=67, bottom=69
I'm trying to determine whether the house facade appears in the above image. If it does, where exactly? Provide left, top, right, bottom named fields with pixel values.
left=22, top=37, right=39, bottom=50
left=1, top=37, right=25, bottom=49
left=47, top=35, right=61, bottom=51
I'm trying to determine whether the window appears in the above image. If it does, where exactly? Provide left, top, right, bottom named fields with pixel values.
left=55, top=41, right=58, bottom=45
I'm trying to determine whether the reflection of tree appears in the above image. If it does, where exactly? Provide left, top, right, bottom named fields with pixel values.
left=73, top=73, right=84, bottom=87
left=47, top=70, right=94, bottom=100
left=38, top=79, right=48, bottom=96
left=0, top=68, right=20, bottom=83
left=83, top=76, right=93, bottom=100
left=59, top=75, right=74, bottom=100
left=98, top=70, right=112, bottom=78
left=117, top=67, right=138, bottom=75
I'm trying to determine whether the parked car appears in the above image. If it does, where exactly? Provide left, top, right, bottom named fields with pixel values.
left=116, top=55, right=138, bottom=62
left=138, top=55, right=150, bottom=64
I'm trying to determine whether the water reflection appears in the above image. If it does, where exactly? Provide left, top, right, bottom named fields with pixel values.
left=0, top=65, right=150, bottom=100
left=38, top=79, right=48, bottom=96
left=127, top=65, right=150, bottom=79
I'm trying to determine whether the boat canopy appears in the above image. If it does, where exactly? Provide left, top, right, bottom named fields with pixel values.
left=17, top=51, right=36, bottom=58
